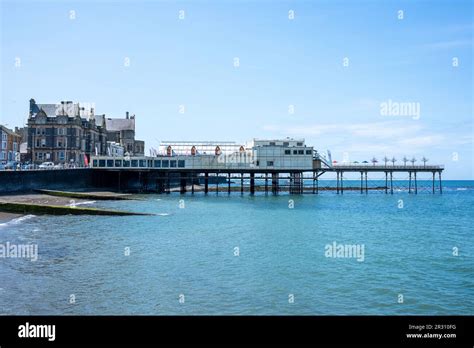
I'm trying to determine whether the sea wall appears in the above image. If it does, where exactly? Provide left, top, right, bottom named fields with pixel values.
left=0, top=169, right=94, bottom=194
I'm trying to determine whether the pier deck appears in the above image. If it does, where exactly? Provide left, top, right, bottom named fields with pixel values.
left=90, top=160, right=444, bottom=195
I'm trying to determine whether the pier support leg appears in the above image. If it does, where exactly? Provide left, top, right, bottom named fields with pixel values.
left=289, top=173, right=294, bottom=194
left=316, top=173, right=319, bottom=194
left=191, top=173, right=195, bottom=194
left=180, top=173, right=187, bottom=194
left=336, top=171, right=339, bottom=194
left=312, top=171, right=316, bottom=194
left=216, top=173, right=219, bottom=194
left=409, top=172, right=412, bottom=194
left=166, top=172, right=170, bottom=194
left=228, top=173, right=231, bottom=194
left=250, top=173, right=255, bottom=195
left=439, top=171, right=442, bottom=194
left=204, top=172, right=209, bottom=194
left=265, top=173, right=268, bottom=194
left=390, top=171, right=393, bottom=194
left=272, top=173, right=279, bottom=194
left=432, top=171, right=435, bottom=194
left=296, top=172, right=302, bottom=194
left=360, top=172, right=363, bottom=194
left=414, top=171, right=418, bottom=194
left=385, top=172, right=388, bottom=194
left=365, top=172, right=368, bottom=194
left=241, top=173, right=244, bottom=194
left=340, top=171, right=343, bottom=194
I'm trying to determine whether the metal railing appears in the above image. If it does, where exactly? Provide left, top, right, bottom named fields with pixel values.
left=332, top=164, right=444, bottom=170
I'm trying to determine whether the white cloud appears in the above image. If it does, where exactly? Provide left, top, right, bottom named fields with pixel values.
left=424, top=39, right=472, bottom=49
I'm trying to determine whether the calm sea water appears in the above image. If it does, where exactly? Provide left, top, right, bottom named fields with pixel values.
left=0, top=180, right=473, bottom=315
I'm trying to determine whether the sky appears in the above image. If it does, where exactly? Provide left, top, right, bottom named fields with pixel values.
left=1, top=0, right=472, bottom=179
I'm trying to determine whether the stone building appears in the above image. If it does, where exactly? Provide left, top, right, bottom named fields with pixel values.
left=0, top=125, right=21, bottom=163
left=95, top=112, right=145, bottom=156
left=27, top=99, right=107, bottom=164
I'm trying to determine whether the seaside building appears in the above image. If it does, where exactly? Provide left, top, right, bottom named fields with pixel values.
left=107, top=141, right=125, bottom=157
left=95, top=137, right=318, bottom=171
left=27, top=99, right=107, bottom=164
left=26, top=99, right=145, bottom=164
left=95, top=112, right=145, bottom=156
left=0, top=125, right=21, bottom=163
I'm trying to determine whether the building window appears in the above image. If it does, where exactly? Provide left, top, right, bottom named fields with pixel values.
left=306, top=150, right=312, bottom=155
left=131, top=160, right=138, bottom=167
left=298, top=150, right=304, bottom=155
left=38, top=153, right=44, bottom=160
left=162, top=160, right=169, bottom=168
left=57, top=140, right=63, bottom=147
left=1, top=141, right=6, bottom=149
left=284, top=150, right=291, bottom=155
left=170, top=160, right=177, bottom=168
left=59, top=152, right=65, bottom=161
left=297, top=142, right=303, bottom=146
left=99, top=159, right=106, bottom=167
left=178, top=160, right=185, bottom=168
left=107, top=160, right=114, bottom=167
left=123, top=160, right=130, bottom=168
left=293, top=150, right=297, bottom=155
left=13, top=143, right=17, bottom=152
left=41, top=139, right=46, bottom=147
left=114, top=160, right=122, bottom=167
left=269, top=142, right=276, bottom=146
left=154, top=160, right=161, bottom=168
left=139, top=159, right=147, bottom=167
left=93, top=159, right=98, bottom=167
left=283, top=142, right=289, bottom=146
left=267, top=161, right=274, bottom=166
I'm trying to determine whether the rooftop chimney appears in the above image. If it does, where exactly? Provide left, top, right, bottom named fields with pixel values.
left=126, top=111, right=129, bottom=119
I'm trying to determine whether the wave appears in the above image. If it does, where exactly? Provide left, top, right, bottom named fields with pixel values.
left=456, top=188, right=468, bottom=191
left=157, top=213, right=170, bottom=216
left=0, top=214, right=36, bottom=228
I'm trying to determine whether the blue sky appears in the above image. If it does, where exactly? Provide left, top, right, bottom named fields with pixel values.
left=1, top=0, right=472, bottom=178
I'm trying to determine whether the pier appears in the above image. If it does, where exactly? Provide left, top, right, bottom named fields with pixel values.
left=90, top=162, right=444, bottom=195
left=90, top=138, right=444, bottom=194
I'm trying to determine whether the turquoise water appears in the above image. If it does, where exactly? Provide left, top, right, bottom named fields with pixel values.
left=0, top=181, right=473, bottom=315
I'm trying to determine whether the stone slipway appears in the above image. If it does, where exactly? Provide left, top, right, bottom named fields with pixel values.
left=34, top=189, right=136, bottom=200
left=0, top=201, right=152, bottom=216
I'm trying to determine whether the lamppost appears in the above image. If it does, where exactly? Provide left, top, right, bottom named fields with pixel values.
left=422, top=156, right=428, bottom=168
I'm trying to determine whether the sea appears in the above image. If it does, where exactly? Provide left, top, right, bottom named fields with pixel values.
left=0, top=180, right=473, bottom=315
